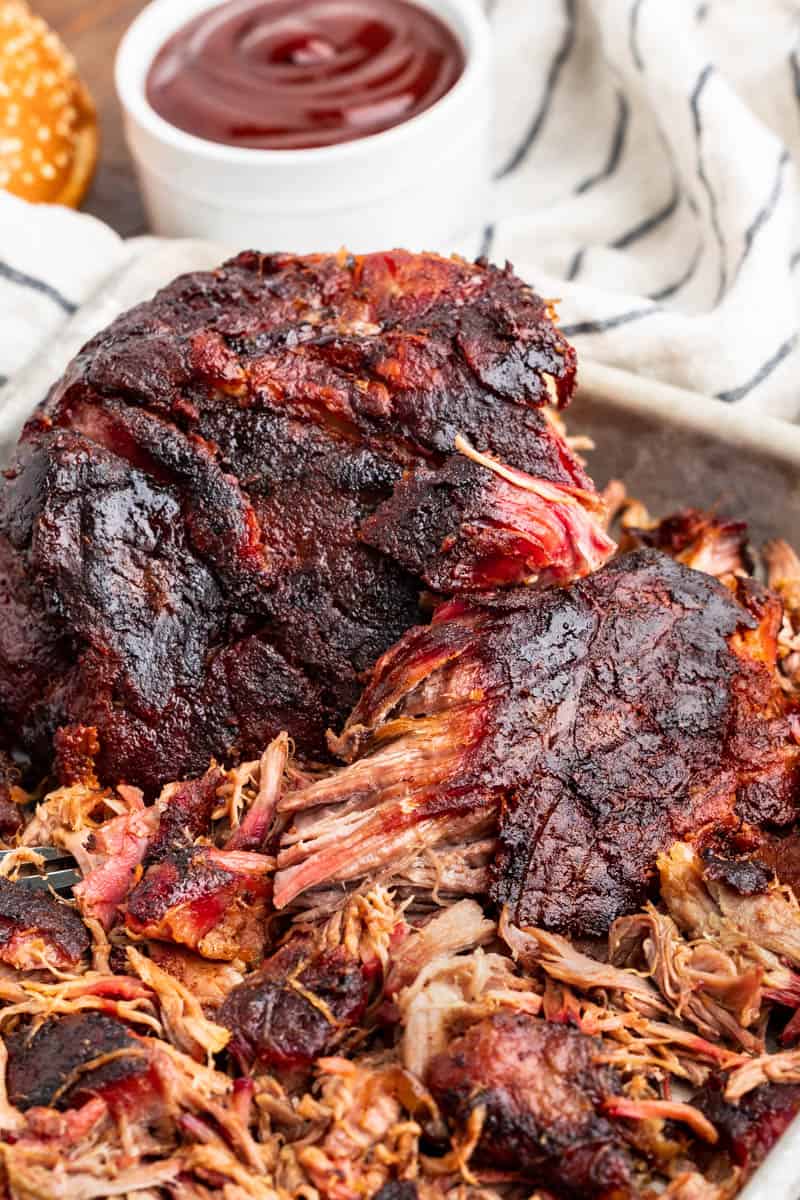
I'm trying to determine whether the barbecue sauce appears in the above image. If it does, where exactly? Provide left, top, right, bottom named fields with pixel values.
left=146, top=0, right=465, bottom=150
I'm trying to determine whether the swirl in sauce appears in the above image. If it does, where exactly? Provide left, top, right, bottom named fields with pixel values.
left=145, top=0, right=465, bottom=151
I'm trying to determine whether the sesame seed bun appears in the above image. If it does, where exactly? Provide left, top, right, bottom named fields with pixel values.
left=0, top=0, right=97, bottom=207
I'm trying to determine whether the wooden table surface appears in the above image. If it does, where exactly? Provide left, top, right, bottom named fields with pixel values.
left=37, top=0, right=148, bottom=237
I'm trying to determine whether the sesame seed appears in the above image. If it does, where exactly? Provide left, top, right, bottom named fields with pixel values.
left=40, top=162, right=55, bottom=180
left=21, top=170, right=33, bottom=184
left=37, top=125, right=50, bottom=141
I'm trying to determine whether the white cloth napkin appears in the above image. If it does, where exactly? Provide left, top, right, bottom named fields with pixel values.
left=2, top=0, right=800, bottom=419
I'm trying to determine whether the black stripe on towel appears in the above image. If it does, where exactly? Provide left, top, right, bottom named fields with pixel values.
left=560, top=305, right=659, bottom=337
left=575, top=91, right=630, bottom=195
left=791, top=48, right=800, bottom=103
left=565, top=246, right=586, bottom=281
left=716, top=332, right=798, bottom=403
left=496, top=0, right=577, bottom=180
left=629, top=0, right=646, bottom=69
left=611, top=179, right=680, bottom=250
left=731, top=148, right=789, bottom=286
left=690, top=64, right=727, bottom=304
left=648, top=242, right=704, bottom=302
left=0, top=260, right=76, bottom=314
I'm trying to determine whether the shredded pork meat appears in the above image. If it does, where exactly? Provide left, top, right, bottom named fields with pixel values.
left=0, top=369, right=798, bottom=1200
left=2, top=774, right=800, bottom=1197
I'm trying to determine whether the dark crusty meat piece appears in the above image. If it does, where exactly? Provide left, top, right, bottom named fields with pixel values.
left=751, top=830, right=800, bottom=897
left=0, top=877, right=89, bottom=970
left=219, top=935, right=372, bottom=1075
left=5, top=1012, right=150, bottom=1111
left=0, top=250, right=612, bottom=793
left=427, top=1011, right=635, bottom=1197
left=371, top=1185, right=419, bottom=1200
left=693, top=1075, right=800, bottom=1174
left=275, top=550, right=799, bottom=935
left=126, top=845, right=273, bottom=964
left=0, top=750, right=24, bottom=840
left=361, top=440, right=612, bottom=592
left=146, top=766, right=225, bottom=863
left=700, top=849, right=775, bottom=897
left=124, top=759, right=273, bottom=962
left=0, top=795, right=22, bottom=841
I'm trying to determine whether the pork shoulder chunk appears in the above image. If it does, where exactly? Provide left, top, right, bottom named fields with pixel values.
left=0, top=250, right=612, bottom=792
left=275, top=550, right=798, bottom=934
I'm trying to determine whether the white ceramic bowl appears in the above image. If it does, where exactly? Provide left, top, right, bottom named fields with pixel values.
left=115, top=0, right=492, bottom=253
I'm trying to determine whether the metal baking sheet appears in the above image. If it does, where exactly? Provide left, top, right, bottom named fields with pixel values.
left=574, top=360, right=800, bottom=552
left=2, top=250, right=800, bottom=1198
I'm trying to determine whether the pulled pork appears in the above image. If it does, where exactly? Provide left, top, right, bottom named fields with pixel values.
left=0, top=492, right=797, bottom=1200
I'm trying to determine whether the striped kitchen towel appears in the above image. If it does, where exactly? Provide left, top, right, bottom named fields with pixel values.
left=0, top=193, right=130, bottom=389
left=486, top=0, right=800, bottom=419
left=2, top=0, right=800, bottom=418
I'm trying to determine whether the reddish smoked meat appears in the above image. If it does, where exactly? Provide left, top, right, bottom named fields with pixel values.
left=427, top=1011, right=635, bottom=1197
left=126, top=846, right=273, bottom=963
left=621, top=507, right=749, bottom=579
left=72, top=768, right=224, bottom=931
left=0, top=251, right=610, bottom=793
left=361, top=445, right=613, bottom=592
left=0, top=750, right=25, bottom=840
left=275, top=551, right=798, bottom=934
left=73, top=803, right=160, bottom=931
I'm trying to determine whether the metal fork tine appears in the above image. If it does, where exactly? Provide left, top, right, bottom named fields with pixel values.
left=0, top=846, right=81, bottom=895
left=17, top=868, right=82, bottom=894
left=0, top=846, right=72, bottom=863
left=44, top=868, right=82, bottom=893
